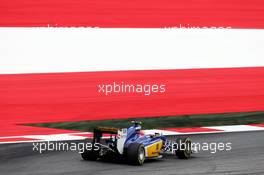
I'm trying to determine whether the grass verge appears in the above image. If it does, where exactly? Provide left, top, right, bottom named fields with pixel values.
left=27, top=111, right=264, bottom=132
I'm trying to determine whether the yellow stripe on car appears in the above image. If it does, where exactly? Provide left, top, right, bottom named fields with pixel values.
left=145, top=140, right=163, bottom=157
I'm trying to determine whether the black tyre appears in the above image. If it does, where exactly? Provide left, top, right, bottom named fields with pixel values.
left=126, top=143, right=145, bottom=165
left=175, top=137, right=192, bottom=159
left=81, top=149, right=99, bottom=161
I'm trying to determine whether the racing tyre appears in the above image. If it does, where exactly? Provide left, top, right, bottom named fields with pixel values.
left=175, top=137, right=192, bottom=159
left=127, top=143, right=145, bottom=165
left=81, top=148, right=99, bottom=161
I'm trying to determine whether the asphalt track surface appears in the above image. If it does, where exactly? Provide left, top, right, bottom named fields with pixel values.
left=1, top=131, right=264, bottom=175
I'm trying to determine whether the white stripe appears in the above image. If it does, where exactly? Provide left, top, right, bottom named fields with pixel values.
left=206, top=125, right=264, bottom=132
left=143, top=129, right=181, bottom=135
left=0, top=28, right=264, bottom=74
left=1, top=125, right=264, bottom=144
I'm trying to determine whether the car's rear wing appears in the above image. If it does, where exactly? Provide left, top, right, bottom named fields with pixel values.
left=94, top=127, right=119, bottom=134
left=92, top=127, right=127, bottom=154
left=93, top=127, right=120, bottom=143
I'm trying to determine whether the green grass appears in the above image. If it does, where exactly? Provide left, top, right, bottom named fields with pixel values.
left=27, top=111, right=264, bottom=132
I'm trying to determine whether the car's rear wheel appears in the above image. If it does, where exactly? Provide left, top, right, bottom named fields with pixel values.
left=81, top=145, right=99, bottom=161
left=175, top=137, right=192, bottom=159
left=126, top=143, right=145, bottom=165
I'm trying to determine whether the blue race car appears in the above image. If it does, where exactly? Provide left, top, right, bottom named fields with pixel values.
left=81, top=121, right=192, bottom=165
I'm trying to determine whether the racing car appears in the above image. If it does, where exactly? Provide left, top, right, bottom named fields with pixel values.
left=81, top=121, right=192, bottom=165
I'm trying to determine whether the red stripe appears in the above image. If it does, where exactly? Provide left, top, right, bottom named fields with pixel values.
left=248, top=124, right=264, bottom=128
left=0, top=137, right=40, bottom=143
left=0, top=124, right=81, bottom=137
left=1, top=0, right=264, bottom=28
left=1, top=67, right=264, bottom=126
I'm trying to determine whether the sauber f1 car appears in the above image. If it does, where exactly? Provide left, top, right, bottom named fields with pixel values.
left=81, top=121, right=192, bottom=165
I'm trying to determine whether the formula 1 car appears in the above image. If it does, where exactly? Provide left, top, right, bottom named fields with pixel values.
left=81, top=121, right=192, bottom=165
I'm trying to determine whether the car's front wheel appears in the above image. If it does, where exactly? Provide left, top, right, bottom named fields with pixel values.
left=175, top=137, right=192, bottom=159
